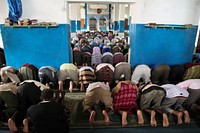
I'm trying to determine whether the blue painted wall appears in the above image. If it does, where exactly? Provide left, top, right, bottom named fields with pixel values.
left=1, top=24, right=71, bottom=70
left=129, top=24, right=198, bottom=67
left=0, top=25, right=3, bottom=30
left=119, top=20, right=125, bottom=32
left=70, top=20, right=76, bottom=33
left=77, top=20, right=81, bottom=31
left=114, top=21, right=119, bottom=30
left=125, top=26, right=129, bottom=31
left=1, top=23, right=197, bottom=70
left=100, top=26, right=107, bottom=31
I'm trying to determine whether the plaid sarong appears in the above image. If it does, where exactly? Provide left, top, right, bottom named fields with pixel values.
left=113, top=83, right=137, bottom=114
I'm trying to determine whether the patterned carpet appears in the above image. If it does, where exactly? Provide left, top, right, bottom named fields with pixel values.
left=0, top=92, right=200, bottom=132
left=63, top=92, right=200, bottom=128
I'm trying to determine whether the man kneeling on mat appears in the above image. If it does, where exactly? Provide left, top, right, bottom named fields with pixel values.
left=82, top=82, right=113, bottom=126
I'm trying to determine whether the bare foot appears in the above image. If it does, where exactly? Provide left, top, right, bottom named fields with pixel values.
left=177, top=112, right=183, bottom=125
left=80, top=83, right=84, bottom=92
left=163, top=113, right=169, bottom=127
left=8, top=118, right=18, bottom=133
left=45, top=83, right=50, bottom=88
left=23, top=119, right=29, bottom=133
left=122, top=111, right=128, bottom=127
left=150, top=110, right=157, bottom=127
left=183, top=111, right=190, bottom=124
left=102, top=110, right=110, bottom=125
left=80, top=88, right=85, bottom=92
left=89, top=111, right=96, bottom=126
left=69, top=87, right=73, bottom=93
left=58, top=81, right=64, bottom=91
left=69, top=81, right=74, bottom=92
left=137, top=110, right=144, bottom=125
left=106, top=82, right=110, bottom=86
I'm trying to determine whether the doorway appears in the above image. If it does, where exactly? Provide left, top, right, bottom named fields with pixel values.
left=67, top=0, right=135, bottom=64
left=89, top=17, right=97, bottom=31
left=99, top=16, right=107, bottom=31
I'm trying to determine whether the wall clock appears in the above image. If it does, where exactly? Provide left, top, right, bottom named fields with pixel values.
left=97, top=8, right=102, bottom=14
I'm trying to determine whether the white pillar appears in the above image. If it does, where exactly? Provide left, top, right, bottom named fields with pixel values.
left=119, top=4, right=125, bottom=21
left=69, top=4, right=77, bottom=21
left=113, top=4, right=119, bottom=34
left=76, top=3, right=81, bottom=33
left=110, top=4, right=115, bottom=30
left=195, top=18, right=200, bottom=49
left=0, top=32, right=3, bottom=48
left=66, top=2, right=70, bottom=24
left=118, top=4, right=125, bottom=37
left=69, top=4, right=77, bottom=37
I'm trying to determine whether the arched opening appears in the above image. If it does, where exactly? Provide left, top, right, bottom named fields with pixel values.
left=89, top=17, right=97, bottom=31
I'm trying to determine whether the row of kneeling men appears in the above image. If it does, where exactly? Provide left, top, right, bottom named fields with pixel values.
left=0, top=71, right=199, bottom=131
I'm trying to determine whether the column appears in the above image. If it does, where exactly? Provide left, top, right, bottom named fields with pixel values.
left=66, top=2, right=70, bottom=24
left=125, top=4, right=130, bottom=31
left=76, top=3, right=81, bottom=33
left=118, top=4, right=125, bottom=37
left=109, top=4, right=112, bottom=30
left=70, top=4, right=77, bottom=38
left=113, top=4, right=119, bottom=34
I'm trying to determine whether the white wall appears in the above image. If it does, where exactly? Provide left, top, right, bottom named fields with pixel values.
left=0, top=0, right=67, bottom=24
left=1, top=0, right=200, bottom=25
left=0, top=0, right=7, bottom=48
left=131, top=0, right=200, bottom=25
left=69, top=4, right=76, bottom=20
left=0, top=0, right=8, bottom=24
left=80, top=7, right=85, bottom=19
left=0, top=0, right=137, bottom=24
left=21, top=0, right=67, bottom=23
left=194, top=1, right=200, bottom=24
left=125, top=5, right=129, bottom=18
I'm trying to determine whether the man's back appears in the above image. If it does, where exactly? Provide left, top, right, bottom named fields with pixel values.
left=27, top=101, right=69, bottom=133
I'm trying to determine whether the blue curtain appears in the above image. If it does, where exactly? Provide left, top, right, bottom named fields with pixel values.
left=7, top=0, right=22, bottom=23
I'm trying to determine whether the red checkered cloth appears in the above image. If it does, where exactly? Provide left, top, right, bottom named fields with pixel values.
left=113, top=83, right=138, bottom=114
